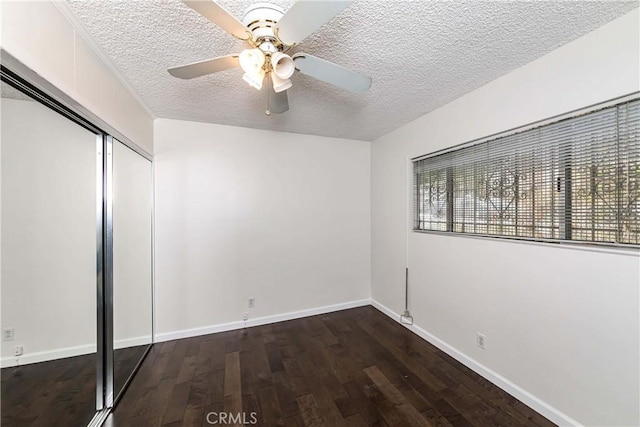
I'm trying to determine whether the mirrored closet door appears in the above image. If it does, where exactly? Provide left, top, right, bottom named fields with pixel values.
left=112, top=138, right=153, bottom=400
left=1, top=80, right=100, bottom=426
left=1, top=68, right=154, bottom=426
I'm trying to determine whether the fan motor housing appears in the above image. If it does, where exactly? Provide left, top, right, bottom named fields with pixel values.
left=242, top=3, right=285, bottom=50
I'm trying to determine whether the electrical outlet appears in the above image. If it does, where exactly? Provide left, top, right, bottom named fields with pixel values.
left=477, top=333, right=486, bottom=350
left=242, top=313, right=249, bottom=321
left=2, top=328, right=14, bottom=341
left=14, top=345, right=23, bottom=356
left=248, top=297, right=255, bottom=308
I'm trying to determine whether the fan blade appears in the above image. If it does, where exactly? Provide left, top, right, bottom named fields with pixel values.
left=292, top=53, right=371, bottom=93
left=168, top=55, right=240, bottom=79
left=276, top=0, right=350, bottom=45
left=183, top=0, right=249, bottom=40
left=267, top=76, right=289, bottom=114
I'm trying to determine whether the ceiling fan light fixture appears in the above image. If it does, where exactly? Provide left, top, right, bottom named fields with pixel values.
left=271, top=52, right=295, bottom=79
left=239, top=48, right=265, bottom=74
left=242, top=69, right=265, bottom=90
left=171, top=0, right=372, bottom=114
left=271, top=72, right=292, bottom=93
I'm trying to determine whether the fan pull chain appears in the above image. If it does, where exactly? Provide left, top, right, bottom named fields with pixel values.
left=265, top=71, right=271, bottom=116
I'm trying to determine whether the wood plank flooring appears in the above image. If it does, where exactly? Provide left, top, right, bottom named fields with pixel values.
left=1, top=345, right=149, bottom=427
left=1, top=353, right=96, bottom=427
left=106, top=306, right=556, bottom=426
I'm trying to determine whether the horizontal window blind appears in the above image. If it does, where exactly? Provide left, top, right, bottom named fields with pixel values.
left=413, top=98, right=640, bottom=246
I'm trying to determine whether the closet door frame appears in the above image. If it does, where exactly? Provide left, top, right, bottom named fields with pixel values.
left=103, top=135, right=115, bottom=408
left=96, top=134, right=106, bottom=411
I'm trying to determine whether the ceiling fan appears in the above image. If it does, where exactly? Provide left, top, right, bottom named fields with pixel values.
left=168, top=0, right=372, bottom=115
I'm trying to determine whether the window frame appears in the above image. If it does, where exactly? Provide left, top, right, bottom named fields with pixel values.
left=412, top=93, right=640, bottom=249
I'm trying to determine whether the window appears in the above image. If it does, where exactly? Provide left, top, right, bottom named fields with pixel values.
left=414, top=98, right=640, bottom=246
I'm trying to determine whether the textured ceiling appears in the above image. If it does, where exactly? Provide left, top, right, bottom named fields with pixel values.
left=65, top=0, right=638, bottom=141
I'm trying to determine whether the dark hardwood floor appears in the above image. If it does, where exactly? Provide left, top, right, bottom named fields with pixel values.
left=1, top=345, right=149, bottom=427
left=107, top=306, right=555, bottom=426
left=1, top=353, right=96, bottom=427
left=115, top=344, right=151, bottom=400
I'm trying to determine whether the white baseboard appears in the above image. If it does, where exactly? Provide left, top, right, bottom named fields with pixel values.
left=1, top=343, right=96, bottom=368
left=3, top=298, right=372, bottom=368
left=114, top=335, right=153, bottom=350
left=1, top=336, right=152, bottom=368
left=370, top=299, right=580, bottom=427
left=154, top=298, right=372, bottom=343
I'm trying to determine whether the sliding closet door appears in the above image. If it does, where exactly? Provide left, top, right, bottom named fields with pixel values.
left=112, top=139, right=153, bottom=400
left=1, top=82, right=99, bottom=426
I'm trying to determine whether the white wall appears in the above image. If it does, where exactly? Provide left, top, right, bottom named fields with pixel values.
left=1, top=98, right=97, bottom=365
left=154, top=119, right=371, bottom=338
left=371, top=10, right=640, bottom=427
left=0, top=1, right=154, bottom=152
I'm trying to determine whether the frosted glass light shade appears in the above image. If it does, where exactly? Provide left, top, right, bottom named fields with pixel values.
left=239, top=48, right=265, bottom=74
left=243, top=70, right=265, bottom=90
left=271, top=72, right=291, bottom=93
left=271, top=52, right=295, bottom=79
